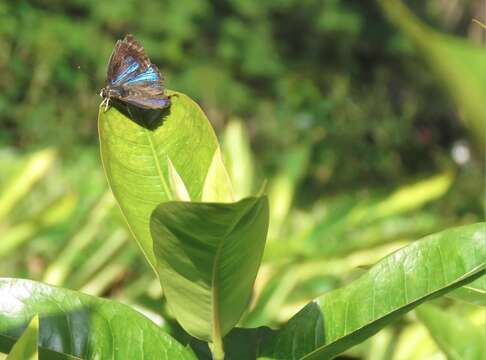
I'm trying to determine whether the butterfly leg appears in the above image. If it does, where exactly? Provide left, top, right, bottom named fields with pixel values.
left=100, top=97, right=107, bottom=111
left=100, top=97, right=110, bottom=112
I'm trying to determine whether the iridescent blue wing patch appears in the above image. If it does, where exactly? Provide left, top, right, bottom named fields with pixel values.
left=101, top=34, right=170, bottom=110
left=110, top=56, right=140, bottom=85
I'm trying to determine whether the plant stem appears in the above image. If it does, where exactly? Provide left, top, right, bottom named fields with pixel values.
left=209, top=340, right=225, bottom=360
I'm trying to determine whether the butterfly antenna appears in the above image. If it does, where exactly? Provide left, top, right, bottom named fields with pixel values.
left=76, top=63, right=109, bottom=110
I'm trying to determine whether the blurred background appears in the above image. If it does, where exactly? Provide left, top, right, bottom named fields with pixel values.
left=0, top=0, right=484, bottom=359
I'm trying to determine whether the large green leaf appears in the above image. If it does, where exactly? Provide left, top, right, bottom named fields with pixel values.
left=98, top=90, right=220, bottom=270
left=301, top=222, right=485, bottom=359
left=416, top=303, right=485, bottom=360
left=6, top=315, right=38, bottom=360
left=0, top=278, right=196, bottom=360
left=150, top=197, right=269, bottom=343
left=378, top=0, right=486, bottom=150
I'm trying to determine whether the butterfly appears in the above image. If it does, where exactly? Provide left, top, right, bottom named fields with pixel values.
left=100, top=34, right=171, bottom=111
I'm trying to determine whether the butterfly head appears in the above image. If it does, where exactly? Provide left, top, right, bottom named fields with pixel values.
left=100, top=86, right=123, bottom=100
left=100, top=86, right=125, bottom=111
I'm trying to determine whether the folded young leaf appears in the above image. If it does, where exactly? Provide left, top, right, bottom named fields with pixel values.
left=202, top=148, right=234, bottom=203
left=168, top=157, right=191, bottom=201
left=150, top=197, right=269, bottom=342
left=0, top=278, right=196, bottom=360
left=6, top=315, right=38, bottom=360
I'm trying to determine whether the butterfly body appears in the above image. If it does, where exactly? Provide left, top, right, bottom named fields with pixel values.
left=100, top=35, right=171, bottom=111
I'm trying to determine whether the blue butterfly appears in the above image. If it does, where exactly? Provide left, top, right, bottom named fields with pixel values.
left=100, top=34, right=171, bottom=111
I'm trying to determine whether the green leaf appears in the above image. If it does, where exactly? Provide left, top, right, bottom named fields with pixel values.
left=0, top=149, right=56, bottom=222
left=98, top=90, right=220, bottom=270
left=301, top=222, right=485, bottom=359
left=0, top=278, right=196, bottom=360
left=6, top=315, right=38, bottom=360
left=267, top=147, right=309, bottom=241
left=222, top=119, right=255, bottom=200
left=378, top=0, right=486, bottom=150
left=0, top=192, right=76, bottom=258
left=168, top=157, right=191, bottom=201
left=43, top=191, right=115, bottom=285
left=258, top=302, right=324, bottom=359
left=150, top=197, right=269, bottom=342
left=302, top=173, right=452, bottom=258
left=416, top=303, right=485, bottom=360
left=202, top=148, right=234, bottom=203
left=446, top=276, right=486, bottom=306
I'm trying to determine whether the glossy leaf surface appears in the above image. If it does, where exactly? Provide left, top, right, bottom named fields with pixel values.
left=301, top=222, right=485, bottom=359
left=0, top=278, right=196, bottom=360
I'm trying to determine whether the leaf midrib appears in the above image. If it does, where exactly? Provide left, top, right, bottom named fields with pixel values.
left=143, top=127, right=173, bottom=201
left=211, top=199, right=259, bottom=342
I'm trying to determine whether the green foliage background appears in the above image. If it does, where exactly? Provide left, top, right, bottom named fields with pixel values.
left=0, top=0, right=482, bottom=191
left=0, top=0, right=484, bottom=359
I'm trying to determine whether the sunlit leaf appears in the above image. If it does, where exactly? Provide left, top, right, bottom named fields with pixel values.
left=0, top=193, right=76, bottom=258
left=0, top=278, right=196, bottom=360
left=43, top=192, right=115, bottom=285
left=303, top=173, right=452, bottom=257
left=275, top=223, right=485, bottom=359
left=267, top=147, right=309, bottom=241
left=202, top=148, right=234, bottom=203
left=98, top=91, right=220, bottom=270
left=0, top=149, right=56, bottom=222
left=222, top=119, right=255, bottom=200
left=168, top=157, right=191, bottom=201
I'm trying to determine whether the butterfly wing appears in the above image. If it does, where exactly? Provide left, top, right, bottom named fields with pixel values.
left=106, top=35, right=170, bottom=109
left=121, top=93, right=171, bottom=109
left=106, top=35, right=150, bottom=85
